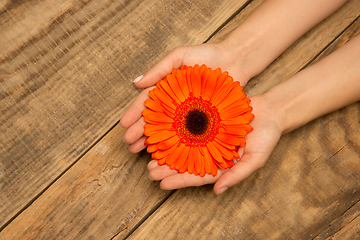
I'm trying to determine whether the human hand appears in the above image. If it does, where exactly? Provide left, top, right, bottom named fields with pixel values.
left=146, top=95, right=283, bottom=195
left=120, top=42, right=251, bottom=153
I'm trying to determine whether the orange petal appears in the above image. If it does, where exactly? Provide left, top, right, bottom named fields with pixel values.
left=203, top=69, right=219, bottom=101
left=166, top=143, right=186, bottom=166
left=144, top=99, right=163, bottom=112
left=143, top=112, right=174, bottom=123
left=210, top=160, right=218, bottom=177
left=186, top=66, right=193, bottom=93
left=188, top=147, right=196, bottom=174
left=215, top=132, right=241, bottom=146
left=221, top=113, right=254, bottom=125
left=212, top=140, right=234, bottom=160
left=152, top=143, right=177, bottom=159
left=206, top=141, right=224, bottom=164
left=147, top=130, right=176, bottom=144
left=220, top=106, right=252, bottom=120
left=211, top=77, right=233, bottom=105
left=144, top=123, right=173, bottom=136
left=219, top=125, right=248, bottom=137
left=214, top=138, right=235, bottom=150
left=158, top=157, right=166, bottom=165
left=179, top=158, right=188, bottom=173
left=175, top=146, right=190, bottom=171
left=220, top=102, right=251, bottom=119
left=167, top=74, right=185, bottom=102
left=147, top=143, right=158, bottom=153
left=202, top=147, right=213, bottom=174
left=153, top=88, right=176, bottom=110
left=158, top=135, right=179, bottom=150
left=216, top=84, right=246, bottom=110
left=215, top=70, right=229, bottom=90
left=176, top=69, right=190, bottom=98
left=191, top=64, right=201, bottom=97
left=160, top=80, right=181, bottom=104
left=194, top=147, right=203, bottom=176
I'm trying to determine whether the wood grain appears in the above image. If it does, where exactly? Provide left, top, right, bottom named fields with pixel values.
left=0, top=0, right=251, bottom=235
left=127, top=2, right=360, bottom=239
left=315, top=201, right=360, bottom=239
left=0, top=125, right=171, bottom=239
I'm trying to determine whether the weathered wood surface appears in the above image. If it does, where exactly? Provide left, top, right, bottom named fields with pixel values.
left=1, top=0, right=360, bottom=239
left=0, top=0, right=251, bottom=236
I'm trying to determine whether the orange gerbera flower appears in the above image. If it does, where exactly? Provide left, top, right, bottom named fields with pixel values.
left=142, top=64, right=254, bottom=177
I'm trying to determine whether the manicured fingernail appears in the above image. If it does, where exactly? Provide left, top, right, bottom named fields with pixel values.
left=133, top=75, right=143, bottom=83
left=217, top=187, right=228, bottom=195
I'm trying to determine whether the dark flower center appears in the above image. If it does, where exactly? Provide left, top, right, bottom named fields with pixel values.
left=185, top=110, right=208, bottom=135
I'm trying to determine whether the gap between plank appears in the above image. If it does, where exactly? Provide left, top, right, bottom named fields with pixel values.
left=203, top=0, right=253, bottom=43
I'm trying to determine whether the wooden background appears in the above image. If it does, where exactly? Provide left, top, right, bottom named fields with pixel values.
left=1, top=0, right=359, bottom=239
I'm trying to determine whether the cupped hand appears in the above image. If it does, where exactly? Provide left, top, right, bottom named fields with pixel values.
left=120, top=42, right=250, bottom=152
left=147, top=95, right=283, bottom=195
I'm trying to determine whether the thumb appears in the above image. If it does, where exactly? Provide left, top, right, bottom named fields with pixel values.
left=213, top=152, right=266, bottom=195
left=133, top=47, right=187, bottom=89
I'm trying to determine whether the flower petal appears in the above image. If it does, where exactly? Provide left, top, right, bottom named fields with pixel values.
left=175, top=146, right=190, bottom=172
left=147, top=130, right=176, bottom=144
left=191, top=64, right=201, bottom=97
left=206, top=141, right=224, bottom=164
left=146, top=143, right=158, bottom=153
left=221, top=113, right=254, bottom=125
left=145, top=99, right=163, bottom=112
left=188, top=147, right=196, bottom=174
left=194, top=147, right=203, bottom=176
left=211, top=76, right=233, bottom=105
left=176, top=69, right=190, bottom=98
left=166, top=143, right=186, bottom=166
left=152, top=143, right=178, bottom=159
left=143, top=112, right=174, bottom=123
left=203, top=69, right=219, bottom=101
left=212, top=140, right=233, bottom=160
left=160, top=80, right=181, bottom=104
left=167, top=74, right=186, bottom=102
left=153, top=88, right=176, bottom=110
left=158, top=135, right=179, bottom=150
left=216, top=132, right=241, bottom=145
left=144, top=123, right=173, bottom=136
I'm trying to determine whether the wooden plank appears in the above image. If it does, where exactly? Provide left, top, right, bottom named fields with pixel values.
left=328, top=215, right=360, bottom=240
left=0, top=0, right=251, bottom=235
left=126, top=1, right=360, bottom=239
left=0, top=125, right=171, bottom=239
left=314, top=201, right=360, bottom=239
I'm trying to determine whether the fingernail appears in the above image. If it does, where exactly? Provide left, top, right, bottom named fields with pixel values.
left=217, top=187, right=228, bottom=195
left=133, top=75, right=143, bottom=83
left=148, top=174, right=153, bottom=181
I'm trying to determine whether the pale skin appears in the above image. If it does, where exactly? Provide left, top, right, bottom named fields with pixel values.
left=120, top=0, right=353, bottom=195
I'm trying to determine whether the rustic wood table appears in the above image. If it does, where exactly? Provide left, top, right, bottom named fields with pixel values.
left=1, top=0, right=360, bottom=239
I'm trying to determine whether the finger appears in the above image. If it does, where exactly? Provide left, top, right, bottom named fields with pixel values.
left=128, top=135, right=147, bottom=153
left=214, top=153, right=265, bottom=195
left=160, top=171, right=221, bottom=190
left=123, top=117, right=146, bottom=144
left=119, top=87, right=154, bottom=128
left=148, top=164, right=178, bottom=180
left=147, top=160, right=160, bottom=171
left=133, top=47, right=186, bottom=89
